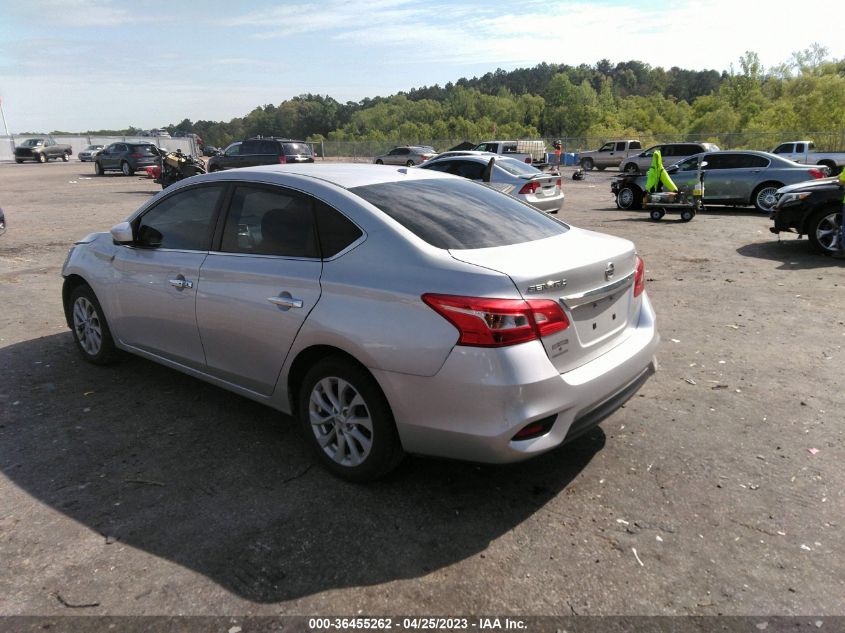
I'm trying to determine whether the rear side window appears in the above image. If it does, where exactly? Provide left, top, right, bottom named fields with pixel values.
left=220, top=185, right=318, bottom=258
left=136, top=185, right=223, bottom=250
left=630, top=141, right=642, bottom=149
left=350, top=179, right=567, bottom=250
left=315, top=201, right=363, bottom=257
left=241, top=140, right=280, bottom=154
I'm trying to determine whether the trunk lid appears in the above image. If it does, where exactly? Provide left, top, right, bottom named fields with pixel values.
left=449, top=228, right=639, bottom=373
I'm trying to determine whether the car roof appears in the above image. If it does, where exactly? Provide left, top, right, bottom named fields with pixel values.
left=200, top=163, right=457, bottom=189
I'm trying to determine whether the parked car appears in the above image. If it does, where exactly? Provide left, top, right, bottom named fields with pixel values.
left=620, top=142, right=721, bottom=174
left=472, top=140, right=546, bottom=165
left=373, top=146, right=437, bottom=166
left=611, top=151, right=828, bottom=212
left=771, top=140, right=845, bottom=175
left=770, top=177, right=843, bottom=255
left=93, top=142, right=162, bottom=176
left=207, top=138, right=314, bottom=171
left=578, top=140, right=643, bottom=171
left=419, top=154, right=564, bottom=213
left=202, top=145, right=220, bottom=157
left=78, top=145, right=105, bottom=162
left=148, top=129, right=171, bottom=138
left=61, top=164, right=658, bottom=481
left=14, top=137, right=73, bottom=163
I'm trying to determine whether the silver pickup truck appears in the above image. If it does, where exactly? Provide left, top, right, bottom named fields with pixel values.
left=771, top=141, right=845, bottom=175
left=578, top=139, right=642, bottom=170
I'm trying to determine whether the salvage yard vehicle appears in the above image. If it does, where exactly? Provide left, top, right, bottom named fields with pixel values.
left=373, top=145, right=437, bottom=166
left=771, top=140, right=845, bottom=175
left=770, top=177, right=844, bottom=255
left=14, top=137, right=73, bottom=163
left=61, top=164, right=658, bottom=481
left=207, top=138, right=314, bottom=171
left=419, top=154, right=564, bottom=213
left=94, top=142, right=162, bottom=176
left=611, top=150, right=827, bottom=213
left=78, top=144, right=105, bottom=162
left=578, top=139, right=642, bottom=171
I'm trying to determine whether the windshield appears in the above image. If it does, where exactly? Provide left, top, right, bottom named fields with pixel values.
left=350, top=178, right=567, bottom=250
left=22, top=139, right=43, bottom=147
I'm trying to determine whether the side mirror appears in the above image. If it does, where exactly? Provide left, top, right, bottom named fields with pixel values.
left=110, top=221, right=134, bottom=244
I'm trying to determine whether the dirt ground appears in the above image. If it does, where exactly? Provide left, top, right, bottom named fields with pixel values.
left=0, top=161, right=843, bottom=619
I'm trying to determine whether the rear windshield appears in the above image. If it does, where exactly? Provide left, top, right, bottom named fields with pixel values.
left=496, top=158, right=541, bottom=177
left=350, top=178, right=567, bottom=250
left=283, top=142, right=312, bottom=155
left=130, top=144, right=159, bottom=155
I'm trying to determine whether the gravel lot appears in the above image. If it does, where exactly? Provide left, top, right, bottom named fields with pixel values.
left=1, top=161, right=843, bottom=617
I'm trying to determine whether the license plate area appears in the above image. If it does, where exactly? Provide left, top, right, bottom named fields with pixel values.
left=569, top=292, right=629, bottom=345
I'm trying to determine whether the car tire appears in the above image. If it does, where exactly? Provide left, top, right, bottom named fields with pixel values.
left=680, top=209, right=696, bottom=222
left=298, top=356, right=403, bottom=482
left=121, top=161, right=134, bottom=176
left=37, top=153, right=47, bottom=164
left=375, top=159, right=384, bottom=165
left=649, top=209, right=665, bottom=221
left=94, top=161, right=104, bottom=176
left=616, top=186, right=642, bottom=210
left=62, top=153, right=69, bottom=162
left=596, top=165, right=606, bottom=171
left=623, top=162, right=639, bottom=174
left=69, top=284, right=119, bottom=365
left=752, top=183, right=782, bottom=213
left=405, top=160, right=415, bottom=167
left=807, top=208, right=844, bottom=255
left=580, top=158, right=594, bottom=171
left=15, top=159, right=23, bottom=164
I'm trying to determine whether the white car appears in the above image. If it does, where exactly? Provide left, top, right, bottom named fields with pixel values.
left=62, top=164, right=658, bottom=481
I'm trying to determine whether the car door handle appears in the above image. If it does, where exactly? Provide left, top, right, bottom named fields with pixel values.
left=267, top=296, right=303, bottom=309
left=169, top=278, right=194, bottom=289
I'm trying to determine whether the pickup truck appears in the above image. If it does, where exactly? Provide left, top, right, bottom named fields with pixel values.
left=14, top=137, right=73, bottom=163
left=771, top=141, right=845, bottom=175
left=472, top=140, right=547, bottom=165
left=578, top=139, right=642, bottom=171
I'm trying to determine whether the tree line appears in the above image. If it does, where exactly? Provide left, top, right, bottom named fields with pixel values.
left=67, top=46, right=845, bottom=150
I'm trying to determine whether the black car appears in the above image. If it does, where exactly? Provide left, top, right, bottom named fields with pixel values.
left=207, top=138, right=314, bottom=172
left=770, top=178, right=843, bottom=255
left=94, top=142, right=162, bottom=176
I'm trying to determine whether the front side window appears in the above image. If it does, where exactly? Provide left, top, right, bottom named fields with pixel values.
left=351, top=179, right=567, bottom=250
left=220, top=185, right=318, bottom=258
left=224, top=142, right=241, bottom=156
left=135, top=185, right=223, bottom=250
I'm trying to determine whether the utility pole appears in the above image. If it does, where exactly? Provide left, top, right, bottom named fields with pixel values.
left=0, top=95, right=9, bottom=136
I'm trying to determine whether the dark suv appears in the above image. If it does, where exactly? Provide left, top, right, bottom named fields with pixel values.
left=770, top=178, right=843, bottom=255
left=207, top=138, right=314, bottom=172
left=94, top=142, right=162, bottom=176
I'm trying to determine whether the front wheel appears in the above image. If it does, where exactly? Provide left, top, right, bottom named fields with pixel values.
left=69, top=285, right=118, bottom=365
left=62, top=153, right=69, bottom=162
left=680, top=208, right=696, bottom=222
left=121, top=161, right=134, bottom=176
left=807, top=208, right=844, bottom=255
left=37, top=153, right=47, bottom=164
left=405, top=160, right=415, bottom=167
left=94, top=161, right=104, bottom=176
left=15, top=159, right=23, bottom=164
left=649, top=209, right=665, bottom=221
left=580, top=158, right=594, bottom=171
left=375, top=159, right=384, bottom=165
left=623, top=162, right=639, bottom=174
left=298, top=357, right=403, bottom=482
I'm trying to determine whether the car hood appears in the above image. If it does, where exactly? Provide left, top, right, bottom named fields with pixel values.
left=777, top=176, right=840, bottom=194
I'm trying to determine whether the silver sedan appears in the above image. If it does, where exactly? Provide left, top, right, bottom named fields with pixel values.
left=62, top=164, right=658, bottom=481
left=419, top=154, right=565, bottom=213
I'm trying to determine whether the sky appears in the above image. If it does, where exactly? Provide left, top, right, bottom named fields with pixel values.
left=0, top=0, right=841, bottom=134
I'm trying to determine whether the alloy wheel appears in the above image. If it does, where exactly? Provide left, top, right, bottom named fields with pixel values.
left=72, top=296, right=103, bottom=356
left=814, top=211, right=844, bottom=253
left=308, top=377, right=373, bottom=467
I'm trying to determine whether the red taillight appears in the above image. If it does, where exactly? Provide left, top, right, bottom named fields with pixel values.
left=633, top=255, right=646, bottom=297
left=556, top=178, right=562, bottom=188
left=279, top=155, right=287, bottom=164
left=809, top=168, right=824, bottom=179
left=524, top=157, right=531, bottom=164
left=131, top=153, right=143, bottom=158
left=422, top=294, right=568, bottom=347
left=519, top=181, right=540, bottom=195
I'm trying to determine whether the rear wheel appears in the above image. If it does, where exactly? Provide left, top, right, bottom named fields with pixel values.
left=623, top=162, right=638, bottom=174
left=69, top=285, right=118, bottom=365
left=405, top=160, right=415, bottom=167
left=807, top=208, right=844, bottom=255
left=298, top=356, right=403, bottom=482
left=580, top=158, right=594, bottom=171
left=680, top=208, right=696, bottom=222
left=375, top=159, right=384, bottom=165
left=596, top=165, right=606, bottom=171
left=121, top=161, right=134, bottom=176
left=94, top=161, right=104, bottom=176
left=15, top=159, right=23, bottom=164
left=649, top=209, right=665, bottom=221
left=752, top=183, right=782, bottom=213
left=616, top=186, right=642, bottom=210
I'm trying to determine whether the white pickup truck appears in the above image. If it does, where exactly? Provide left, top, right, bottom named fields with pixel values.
left=578, top=139, right=642, bottom=170
left=473, top=140, right=547, bottom=165
left=771, top=141, right=845, bottom=174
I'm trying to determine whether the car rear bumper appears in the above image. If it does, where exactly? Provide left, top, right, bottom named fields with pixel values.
left=524, top=191, right=565, bottom=213
left=374, top=293, right=659, bottom=463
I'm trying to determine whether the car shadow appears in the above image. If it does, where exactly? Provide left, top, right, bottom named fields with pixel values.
left=1, top=333, right=603, bottom=603
left=736, top=238, right=844, bottom=269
